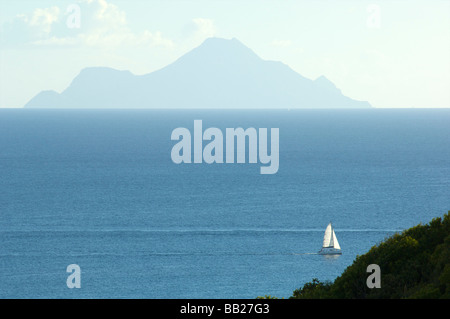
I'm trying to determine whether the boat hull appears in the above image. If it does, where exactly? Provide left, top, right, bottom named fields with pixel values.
left=318, top=247, right=342, bottom=255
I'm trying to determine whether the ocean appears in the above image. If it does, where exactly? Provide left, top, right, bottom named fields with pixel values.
left=0, top=109, right=449, bottom=298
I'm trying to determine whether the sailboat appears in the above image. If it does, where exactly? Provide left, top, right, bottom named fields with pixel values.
left=318, top=222, right=342, bottom=255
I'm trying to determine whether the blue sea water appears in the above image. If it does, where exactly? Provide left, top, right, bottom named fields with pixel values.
left=0, top=109, right=449, bottom=299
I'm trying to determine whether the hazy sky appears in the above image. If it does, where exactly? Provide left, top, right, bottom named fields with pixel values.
left=0, top=0, right=449, bottom=108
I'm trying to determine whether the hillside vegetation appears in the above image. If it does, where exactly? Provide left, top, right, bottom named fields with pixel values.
left=290, top=212, right=450, bottom=299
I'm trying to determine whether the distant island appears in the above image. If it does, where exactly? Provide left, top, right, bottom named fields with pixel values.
left=259, top=212, right=449, bottom=299
left=25, top=37, right=371, bottom=109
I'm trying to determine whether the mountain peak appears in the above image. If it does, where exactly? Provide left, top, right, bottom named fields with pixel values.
left=25, top=37, right=372, bottom=109
left=201, top=37, right=244, bottom=47
left=183, top=37, right=262, bottom=63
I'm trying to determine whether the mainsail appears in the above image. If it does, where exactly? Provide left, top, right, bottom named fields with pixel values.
left=322, top=223, right=332, bottom=247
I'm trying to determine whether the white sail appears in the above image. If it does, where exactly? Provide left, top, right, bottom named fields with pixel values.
left=332, top=229, right=340, bottom=249
left=319, top=222, right=342, bottom=255
left=322, top=223, right=333, bottom=248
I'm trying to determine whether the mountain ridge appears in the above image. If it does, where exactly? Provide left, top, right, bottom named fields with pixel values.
left=25, top=37, right=371, bottom=109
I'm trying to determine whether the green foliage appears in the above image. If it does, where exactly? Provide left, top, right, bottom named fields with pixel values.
left=289, top=278, right=333, bottom=299
left=256, top=295, right=281, bottom=299
left=290, top=212, right=450, bottom=299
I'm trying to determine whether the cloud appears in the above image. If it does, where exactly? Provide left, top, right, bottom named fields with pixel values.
left=181, top=18, right=216, bottom=41
left=81, top=0, right=127, bottom=31
left=1, top=0, right=173, bottom=48
left=28, top=7, right=60, bottom=33
left=1, top=7, right=61, bottom=45
left=192, top=18, right=216, bottom=38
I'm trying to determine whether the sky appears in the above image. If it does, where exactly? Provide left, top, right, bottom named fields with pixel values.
left=0, top=0, right=449, bottom=108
